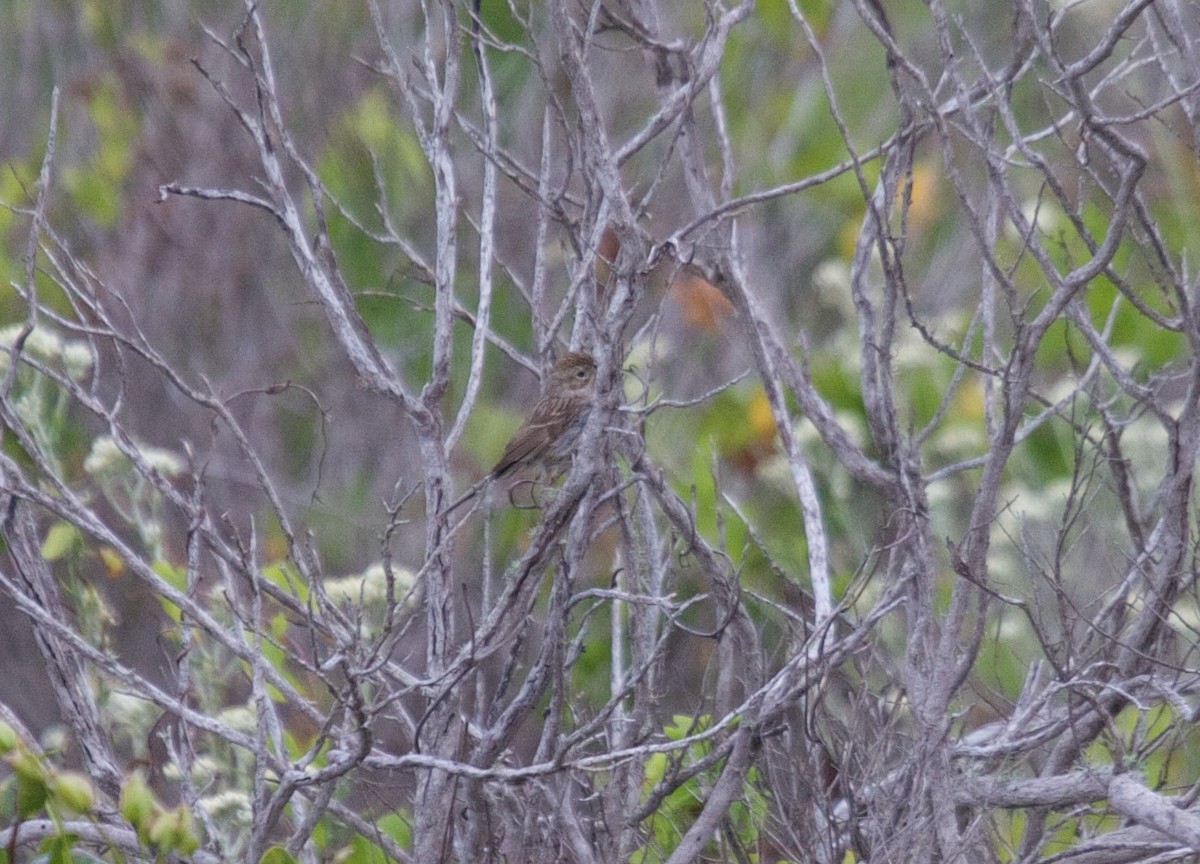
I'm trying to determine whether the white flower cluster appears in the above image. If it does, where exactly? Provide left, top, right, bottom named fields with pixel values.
left=216, top=704, right=259, bottom=734
left=324, top=561, right=416, bottom=607
left=84, top=434, right=185, bottom=479
left=198, top=789, right=252, bottom=824
left=0, top=323, right=94, bottom=381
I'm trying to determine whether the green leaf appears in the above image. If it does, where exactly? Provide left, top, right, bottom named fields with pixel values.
left=48, top=772, right=93, bottom=814
left=59, top=73, right=137, bottom=228
left=341, top=833, right=392, bottom=864
left=259, top=847, right=298, bottom=864
left=0, top=721, right=18, bottom=755
left=15, top=771, right=48, bottom=819
left=643, top=752, right=667, bottom=786
left=30, top=833, right=107, bottom=864
left=40, top=522, right=80, bottom=561
left=151, top=559, right=187, bottom=590
left=377, top=812, right=412, bottom=849
left=9, top=747, right=45, bottom=783
left=149, top=804, right=199, bottom=855
left=119, top=771, right=157, bottom=840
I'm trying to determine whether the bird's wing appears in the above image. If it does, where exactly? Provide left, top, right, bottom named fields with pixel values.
left=491, top=394, right=581, bottom=478
left=491, top=427, right=543, bottom=478
left=526, top=392, right=580, bottom=429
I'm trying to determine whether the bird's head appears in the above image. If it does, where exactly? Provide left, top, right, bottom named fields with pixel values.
left=549, top=352, right=597, bottom=394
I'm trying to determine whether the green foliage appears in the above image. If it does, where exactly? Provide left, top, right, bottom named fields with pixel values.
left=647, top=385, right=767, bottom=545
left=148, top=804, right=201, bottom=855
left=47, top=773, right=94, bottom=815
left=460, top=401, right=523, bottom=476
left=0, top=2, right=1196, bottom=860
left=59, top=73, right=138, bottom=228
left=260, top=847, right=299, bottom=864
left=319, top=87, right=437, bottom=372
left=1083, top=702, right=1200, bottom=790
left=378, top=812, right=413, bottom=849
left=757, top=0, right=831, bottom=40
left=0, top=735, right=97, bottom=864
left=1148, top=132, right=1200, bottom=263
left=119, top=771, right=157, bottom=843
left=973, top=611, right=1039, bottom=701
left=0, top=324, right=94, bottom=478
left=0, top=722, right=16, bottom=755
left=633, top=715, right=767, bottom=862
left=117, top=772, right=203, bottom=855
left=29, top=838, right=104, bottom=864
left=39, top=522, right=81, bottom=562
left=10, top=747, right=50, bottom=819
left=0, top=164, right=30, bottom=286
left=340, top=829, right=404, bottom=864
left=570, top=603, right=614, bottom=704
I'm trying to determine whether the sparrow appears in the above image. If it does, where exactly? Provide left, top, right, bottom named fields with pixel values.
left=441, top=352, right=597, bottom=516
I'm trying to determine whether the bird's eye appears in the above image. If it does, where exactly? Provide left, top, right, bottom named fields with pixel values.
left=577, top=368, right=589, bottom=378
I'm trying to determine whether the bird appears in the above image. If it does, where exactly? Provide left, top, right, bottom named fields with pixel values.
left=441, top=352, right=598, bottom=516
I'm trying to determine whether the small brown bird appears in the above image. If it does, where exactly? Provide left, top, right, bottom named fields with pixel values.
left=442, top=352, right=597, bottom=516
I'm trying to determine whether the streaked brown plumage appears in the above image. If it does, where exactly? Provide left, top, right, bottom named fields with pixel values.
left=442, top=352, right=597, bottom=515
